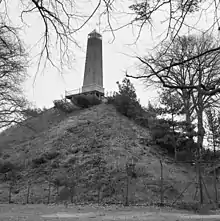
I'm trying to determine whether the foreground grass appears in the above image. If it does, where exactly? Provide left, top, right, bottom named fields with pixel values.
left=0, top=203, right=200, bottom=221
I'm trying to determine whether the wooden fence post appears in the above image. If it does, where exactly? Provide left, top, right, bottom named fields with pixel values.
left=160, top=159, right=164, bottom=206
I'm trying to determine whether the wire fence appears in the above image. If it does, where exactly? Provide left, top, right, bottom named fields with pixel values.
left=0, top=159, right=219, bottom=209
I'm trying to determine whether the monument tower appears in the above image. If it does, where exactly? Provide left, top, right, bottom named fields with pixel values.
left=65, top=29, right=104, bottom=100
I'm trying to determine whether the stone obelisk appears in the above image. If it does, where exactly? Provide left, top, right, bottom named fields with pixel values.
left=65, top=29, right=104, bottom=100
left=82, top=29, right=104, bottom=98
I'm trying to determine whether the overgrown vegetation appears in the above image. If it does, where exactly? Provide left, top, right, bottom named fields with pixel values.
left=53, top=94, right=102, bottom=113
left=22, top=107, right=48, bottom=118
left=107, top=78, right=149, bottom=128
left=106, top=78, right=197, bottom=161
left=31, top=151, right=60, bottom=168
left=73, top=94, right=102, bottom=108
left=53, top=99, right=77, bottom=113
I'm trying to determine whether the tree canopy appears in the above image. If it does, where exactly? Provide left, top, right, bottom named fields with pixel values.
left=0, top=24, right=29, bottom=129
left=1, top=0, right=220, bottom=73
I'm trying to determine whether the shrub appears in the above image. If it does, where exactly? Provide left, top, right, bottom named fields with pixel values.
left=75, top=94, right=90, bottom=108
left=51, top=161, right=60, bottom=168
left=106, top=94, right=117, bottom=104
left=32, top=155, right=47, bottom=167
left=23, top=107, right=43, bottom=118
left=150, top=119, right=176, bottom=155
left=108, top=79, right=147, bottom=122
left=68, top=147, right=80, bottom=154
left=176, top=150, right=194, bottom=162
left=135, top=116, right=149, bottom=128
left=86, top=94, right=102, bottom=106
left=0, top=160, right=15, bottom=174
left=43, top=151, right=60, bottom=160
left=150, top=118, right=196, bottom=159
left=65, top=155, right=77, bottom=165
left=113, top=94, right=140, bottom=118
left=2, top=154, right=10, bottom=159
left=53, top=176, right=66, bottom=188
left=74, top=94, right=101, bottom=108
left=151, top=119, right=171, bottom=140
left=53, top=99, right=76, bottom=113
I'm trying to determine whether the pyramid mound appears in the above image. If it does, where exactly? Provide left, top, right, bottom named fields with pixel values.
left=0, top=104, right=197, bottom=205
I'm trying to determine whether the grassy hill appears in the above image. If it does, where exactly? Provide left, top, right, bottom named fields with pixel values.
left=0, top=103, right=216, bottom=209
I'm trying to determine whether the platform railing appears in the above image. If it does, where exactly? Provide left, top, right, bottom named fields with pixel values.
left=65, top=88, right=82, bottom=96
left=65, top=84, right=105, bottom=97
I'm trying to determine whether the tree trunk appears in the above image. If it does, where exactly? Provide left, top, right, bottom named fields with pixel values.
left=213, top=137, right=218, bottom=205
left=182, top=89, right=192, bottom=136
left=197, top=159, right=204, bottom=205
left=197, top=87, right=205, bottom=205
left=171, top=112, right=177, bottom=161
left=213, top=167, right=218, bottom=205
left=160, top=160, right=164, bottom=206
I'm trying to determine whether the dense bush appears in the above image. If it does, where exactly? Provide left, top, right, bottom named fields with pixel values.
left=23, top=107, right=45, bottom=118
left=150, top=119, right=173, bottom=153
left=42, top=151, right=60, bottom=160
left=200, top=148, right=220, bottom=162
left=31, top=151, right=60, bottom=167
left=74, top=94, right=102, bottom=108
left=151, top=119, right=171, bottom=140
left=2, top=154, right=10, bottom=159
left=106, top=95, right=116, bottom=104
left=66, top=155, right=77, bottom=164
left=135, top=115, right=149, bottom=128
left=53, top=99, right=76, bottom=113
left=150, top=118, right=196, bottom=160
left=107, top=78, right=150, bottom=128
left=0, top=160, right=15, bottom=174
left=108, top=78, right=195, bottom=161
left=51, top=161, right=60, bottom=168
left=32, top=156, right=47, bottom=167
left=176, top=150, right=195, bottom=162
left=113, top=94, right=141, bottom=118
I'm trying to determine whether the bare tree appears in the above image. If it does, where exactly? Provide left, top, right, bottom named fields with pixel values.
left=127, top=34, right=220, bottom=145
left=0, top=23, right=29, bottom=130
left=0, top=0, right=113, bottom=74
left=205, top=107, right=220, bottom=204
left=127, top=34, right=220, bottom=205
left=128, top=0, right=220, bottom=66
left=1, top=0, right=219, bottom=74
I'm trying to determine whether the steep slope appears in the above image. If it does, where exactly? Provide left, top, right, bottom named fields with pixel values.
left=0, top=104, right=201, bottom=206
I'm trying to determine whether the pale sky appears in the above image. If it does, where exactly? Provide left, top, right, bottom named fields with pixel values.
left=7, top=1, right=219, bottom=109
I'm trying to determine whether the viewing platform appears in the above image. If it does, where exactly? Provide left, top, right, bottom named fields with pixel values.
left=65, top=84, right=105, bottom=100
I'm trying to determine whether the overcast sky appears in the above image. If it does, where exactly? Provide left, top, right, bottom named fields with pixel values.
left=8, top=0, right=218, bottom=109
